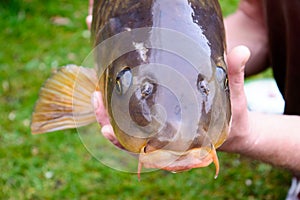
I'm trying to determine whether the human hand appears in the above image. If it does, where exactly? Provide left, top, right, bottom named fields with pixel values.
left=219, top=45, right=252, bottom=152
left=224, top=0, right=268, bottom=76
left=220, top=46, right=300, bottom=172
left=92, top=91, right=123, bottom=148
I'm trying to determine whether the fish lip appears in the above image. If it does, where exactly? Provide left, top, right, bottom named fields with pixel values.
left=139, top=147, right=214, bottom=172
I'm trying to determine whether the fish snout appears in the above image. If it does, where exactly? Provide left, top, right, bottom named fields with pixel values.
left=143, top=129, right=211, bottom=154
left=128, top=78, right=190, bottom=140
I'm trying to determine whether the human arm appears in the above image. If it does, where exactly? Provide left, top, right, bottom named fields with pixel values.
left=221, top=0, right=300, bottom=173
left=220, top=46, right=300, bottom=173
left=224, top=0, right=269, bottom=76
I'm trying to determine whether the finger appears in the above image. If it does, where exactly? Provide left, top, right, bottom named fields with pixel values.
left=227, top=45, right=250, bottom=107
left=88, top=0, right=94, bottom=16
left=86, top=0, right=93, bottom=30
left=92, top=91, right=110, bottom=126
left=92, top=92, right=123, bottom=148
left=86, top=15, right=92, bottom=30
left=102, top=124, right=124, bottom=149
left=219, top=46, right=251, bottom=152
left=101, top=124, right=115, bottom=141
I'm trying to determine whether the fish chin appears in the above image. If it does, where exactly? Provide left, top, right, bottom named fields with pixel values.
left=138, top=147, right=219, bottom=177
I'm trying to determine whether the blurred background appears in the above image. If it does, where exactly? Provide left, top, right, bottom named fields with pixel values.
left=0, top=0, right=291, bottom=199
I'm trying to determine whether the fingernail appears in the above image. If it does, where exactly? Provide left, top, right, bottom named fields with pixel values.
left=102, top=125, right=111, bottom=133
left=240, top=46, right=251, bottom=66
left=101, top=125, right=114, bottom=139
left=241, top=59, right=248, bottom=68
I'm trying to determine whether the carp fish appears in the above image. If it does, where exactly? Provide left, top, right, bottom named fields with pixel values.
left=31, top=0, right=231, bottom=178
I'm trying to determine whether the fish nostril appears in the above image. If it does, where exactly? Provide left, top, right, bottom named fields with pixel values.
left=197, top=74, right=209, bottom=96
left=141, top=81, right=154, bottom=98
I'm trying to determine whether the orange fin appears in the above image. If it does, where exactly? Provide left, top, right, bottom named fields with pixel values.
left=31, top=65, right=98, bottom=134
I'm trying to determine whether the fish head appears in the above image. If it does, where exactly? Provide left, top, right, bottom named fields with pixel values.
left=93, top=0, right=231, bottom=173
left=100, top=42, right=230, bottom=173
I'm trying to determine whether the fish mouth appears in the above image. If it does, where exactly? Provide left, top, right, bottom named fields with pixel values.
left=138, top=146, right=219, bottom=179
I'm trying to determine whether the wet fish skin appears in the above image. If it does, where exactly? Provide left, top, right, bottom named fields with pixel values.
left=31, top=0, right=230, bottom=176
left=92, top=0, right=230, bottom=175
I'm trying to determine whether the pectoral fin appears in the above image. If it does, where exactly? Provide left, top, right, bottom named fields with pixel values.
left=31, top=65, right=98, bottom=134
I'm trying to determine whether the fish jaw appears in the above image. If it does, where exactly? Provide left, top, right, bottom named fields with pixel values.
left=138, top=146, right=219, bottom=179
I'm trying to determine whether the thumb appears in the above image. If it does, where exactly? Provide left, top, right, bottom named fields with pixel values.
left=92, top=91, right=110, bottom=126
left=227, top=45, right=250, bottom=106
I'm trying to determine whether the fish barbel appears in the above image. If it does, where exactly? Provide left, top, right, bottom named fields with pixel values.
left=31, top=0, right=230, bottom=178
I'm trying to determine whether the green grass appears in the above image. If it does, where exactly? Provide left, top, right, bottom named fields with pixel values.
left=0, top=0, right=291, bottom=199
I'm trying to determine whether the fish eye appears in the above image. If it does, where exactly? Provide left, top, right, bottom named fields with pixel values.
left=216, top=66, right=229, bottom=91
left=115, top=67, right=132, bottom=95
